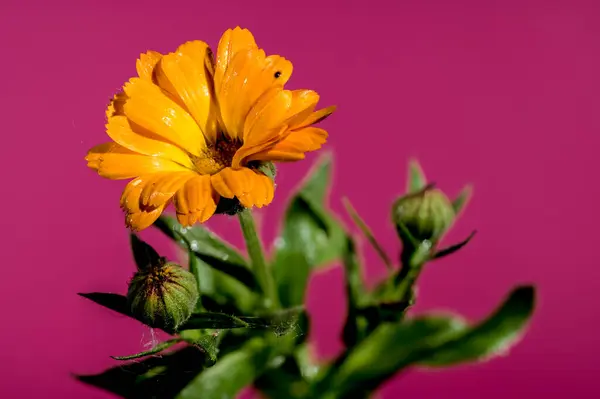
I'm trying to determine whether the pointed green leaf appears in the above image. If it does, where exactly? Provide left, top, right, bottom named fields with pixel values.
left=407, top=159, right=427, bottom=193
left=341, top=236, right=366, bottom=347
left=179, top=308, right=305, bottom=336
left=176, top=338, right=274, bottom=399
left=78, top=292, right=176, bottom=333
left=452, top=184, right=473, bottom=215
left=179, top=312, right=249, bottom=330
left=130, top=234, right=161, bottom=270
left=419, top=285, right=536, bottom=367
left=78, top=293, right=129, bottom=317
left=155, top=216, right=259, bottom=292
left=187, top=251, right=204, bottom=312
left=343, top=198, right=393, bottom=270
left=188, top=332, right=222, bottom=365
left=298, top=152, right=332, bottom=203
left=326, top=286, right=536, bottom=397
left=247, top=306, right=306, bottom=336
left=188, top=252, right=257, bottom=314
left=194, top=252, right=259, bottom=291
left=433, top=231, right=477, bottom=260
left=329, top=316, right=466, bottom=396
left=76, top=346, right=207, bottom=398
left=272, top=156, right=347, bottom=307
left=111, top=339, right=183, bottom=360
left=154, top=215, right=248, bottom=268
left=272, top=197, right=318, bottom=308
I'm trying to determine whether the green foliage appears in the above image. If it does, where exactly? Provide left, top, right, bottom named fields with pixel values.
left=111, top=339, right=183, bottom=361
left=77, top=158, right=536, bottom=399
left=321, top=286, right=535, bottom=397
left=176, top=338, right=274, bottom=399
left=272, top=154, right=347, bottom=307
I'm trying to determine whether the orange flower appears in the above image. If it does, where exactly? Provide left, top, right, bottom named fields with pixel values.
left=86, top=27, right=335, bottom=231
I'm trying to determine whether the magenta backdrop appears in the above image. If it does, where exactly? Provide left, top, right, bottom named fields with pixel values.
left=2, top=0, right=599, bottom=397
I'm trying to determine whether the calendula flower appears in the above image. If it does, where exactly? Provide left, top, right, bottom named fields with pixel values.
left=86, top=27, right=335, bottom=231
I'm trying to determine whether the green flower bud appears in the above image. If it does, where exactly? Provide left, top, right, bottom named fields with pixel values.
left=392, top=188, right=455, bottom=244
left=127, top=261, right=199, bottom=330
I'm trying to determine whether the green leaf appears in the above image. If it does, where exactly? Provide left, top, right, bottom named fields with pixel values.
left=154, top=216, right=259, bottom=295
left=78, top=292, right=178, bottom=334
left=78, top=292, right=130, bottom=318
left=187, top=251, right=204, bottom=312
left=326, top=285, right=536, bottom=397
left=341, top=235, right=366, bottom=347
left=254, top=356, right=310, bottom=399
left=294, top=344, right=321, bottom=382
left=342, top=197, right=393, bottom=270
left=111, top=339, right=183, bottom=360
left=419, top=285, right=536, bottom=367
left=407, top=158, right=427, bottom=193
left=130, top=234, right=161, bottom=270
left=249, top=306, right=306, bottom=336
left=433, top=231, right=477, bottom=260
left=329, top=316, right=465, bottom=396
left=298, top=152, right=332, bottom=203
left=76, top=346, right=208, bottom=399
left=452, top=184, right=473, bottom=215
left=176, top=338, right=274, bottom=399
left=179, top=312, right=249, bottom=330
left=189, top=332, right=222, bottom=365
left=179, top=308, right=305, bottom=337
left=154, top=215, right=248, bottom=268
left=272, top=155, right=347, bottom=307
left=195, top=253, right=259, bottom=291
left=272, top=198, right=318, bottom=307
left=189, top=253, right=257, bottom=314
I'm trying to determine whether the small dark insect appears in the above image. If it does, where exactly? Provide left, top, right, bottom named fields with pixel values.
left=274, top=71, right=282, bottom=78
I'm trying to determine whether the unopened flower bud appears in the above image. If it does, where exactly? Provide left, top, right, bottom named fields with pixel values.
left=127, top=261, right=199, bottom=330
left=392, top=188, right=455, bottom=244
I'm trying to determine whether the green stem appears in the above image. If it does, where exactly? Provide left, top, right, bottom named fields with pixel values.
left=238, top=208, right=279, bottom=309
left=392, top=243, right=429, bottom=314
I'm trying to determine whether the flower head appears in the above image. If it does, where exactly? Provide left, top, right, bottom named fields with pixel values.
left=86, top=27, right=335, bottom=230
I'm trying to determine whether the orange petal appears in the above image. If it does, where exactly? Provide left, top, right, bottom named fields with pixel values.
left=174, top=175, right=219, bottom=226
left=294, top=105, right=336, bottom=130
left=86, top=142, right=189, bottom=180
left=210, top=167, right=274, bottom=208
left=214, top=27, right=258, bottom=94
left=140, top=171, right=196, bottom=209
left=154, top=42, right=219, bottom=143
left=286, top=90, right=320, bottom=129
left=218, top=48, right=293, bottom=140
left=106, top=91, right=128, bottom=119
left=231, top=88, right=292, bottom=167
left=136, top=51, right=163, bottom=81
left=247, top=127, right=328, bottom=163
left=126, top=207, right=165, bottom=231
left=120, top=176, right=171, bottom=231
left=123, top=78, right=206, bottom=156
left=106, top=115, right=194, bottom=168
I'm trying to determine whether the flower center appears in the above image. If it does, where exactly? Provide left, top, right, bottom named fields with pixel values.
left=191, top=137, right=241, bottom=175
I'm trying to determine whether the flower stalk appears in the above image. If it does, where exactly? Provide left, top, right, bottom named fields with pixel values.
left=238, top=208, right=279, bottom=310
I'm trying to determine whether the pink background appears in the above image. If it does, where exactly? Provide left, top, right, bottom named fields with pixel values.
left=2, top=0, right=599, bottom=397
